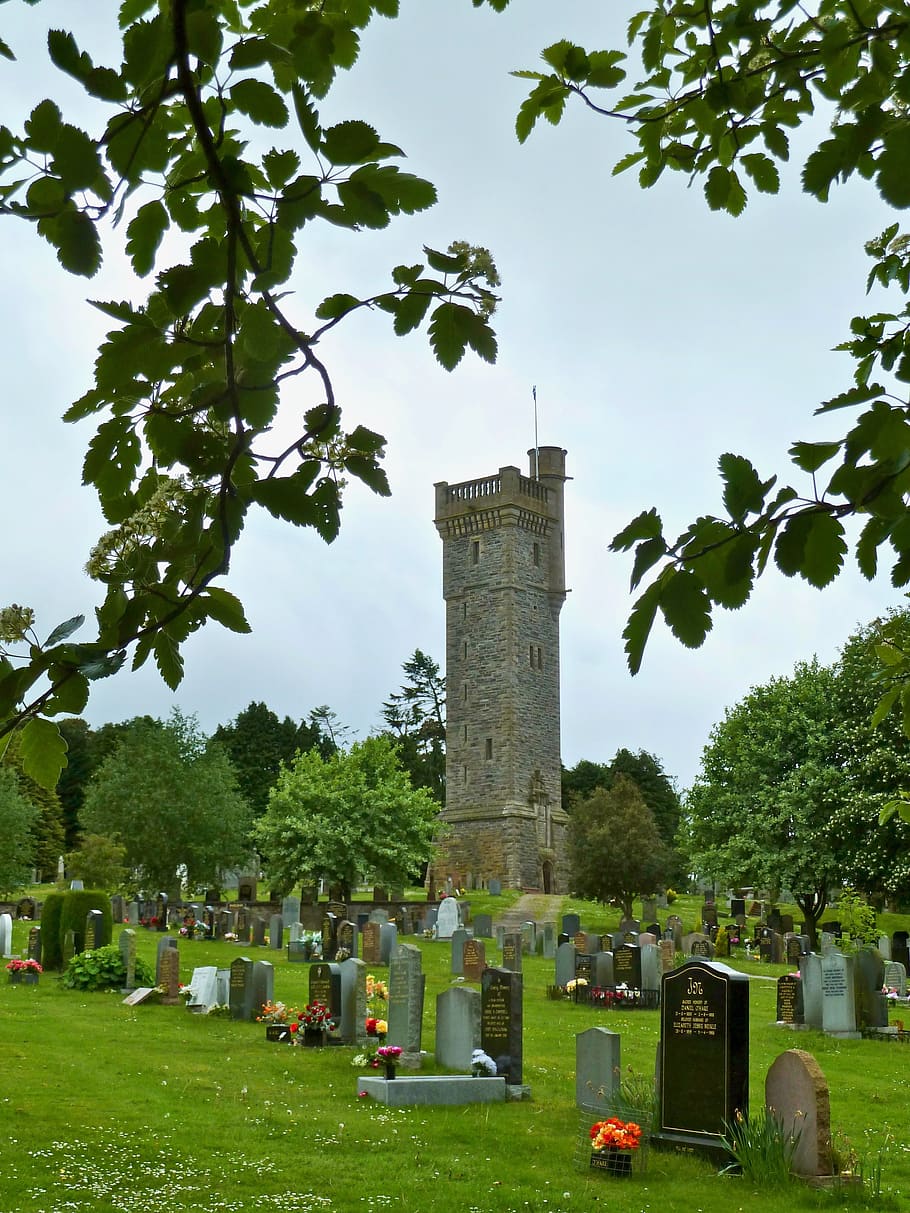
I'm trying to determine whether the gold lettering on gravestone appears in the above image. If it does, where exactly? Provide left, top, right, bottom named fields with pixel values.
left=310, top=972, right=330, bottom=1005
left=483, top=984, right=510, bottom=1040
left=671, top=977, right=718, bottom=1038
left=778, top=980, right=798, bottom=1023
left=230, top=962, right=247, bottom=989
left=615, top=950, right=632, bottom=976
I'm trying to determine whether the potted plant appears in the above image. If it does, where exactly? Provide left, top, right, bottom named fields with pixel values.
left=297, top=1001, right=336, bottom=1046
left=7, top=958, right=42, bottom=985
left=376, top=1044, right=402, bottom=1079
left=588, top=1117, right=643, bottom=1177
left=256, top=1001, right=299, bottom=1042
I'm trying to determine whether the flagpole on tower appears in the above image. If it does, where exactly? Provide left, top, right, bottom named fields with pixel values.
left=532, top=384, right=539, bottom=479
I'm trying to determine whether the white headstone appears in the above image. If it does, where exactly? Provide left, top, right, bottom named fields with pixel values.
left=435, top=898, right=459, bottom=940
left=185, top=965, right=219, bottom=1011
left=820, top=951, right=859, bottom=1038
left=0, top=913, right=11, bottom=957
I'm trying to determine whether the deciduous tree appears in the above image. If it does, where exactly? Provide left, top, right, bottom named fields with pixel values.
left=0, top=766, right=36, bottom=895
left=253, top=734, right=439, bottom=900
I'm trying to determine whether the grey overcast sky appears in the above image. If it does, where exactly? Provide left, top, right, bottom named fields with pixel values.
left=1, top=1, right=901, bottom=790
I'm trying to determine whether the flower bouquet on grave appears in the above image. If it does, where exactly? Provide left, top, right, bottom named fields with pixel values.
left=588, top=1117, right=642, bottom=1177
left=471, top=1049, right=497, bottom=1077
left=6, top=958, right=42, bottom=984
left=375, top=1045, right=402, bottom=1079
left=297, top=1001, right=336, bottom=1046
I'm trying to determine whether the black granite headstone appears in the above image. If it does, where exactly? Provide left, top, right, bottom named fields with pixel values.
left=776, top=974, right=804, bottom=1024
left=229, top=956, right=254, bottom=1020
left=481, top=966, right=522, bottom=1085
left=613, top=943, right=642, bottom=989
left=657, top=960, right=749, bottom=1152
left=308, top=962, right=342, bottom=1022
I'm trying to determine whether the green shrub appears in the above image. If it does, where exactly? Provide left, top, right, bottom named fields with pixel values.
left=40, top=892, right=66, bottom=970
left=60, top=890, right=112, bottom=954
left=714, top=927, right=729, bottom=957
left=61, top=943, right=154, bottom=991
left=721, top=1108, right=800, bottom=1185
left=665, top=888, right=677, bottom=904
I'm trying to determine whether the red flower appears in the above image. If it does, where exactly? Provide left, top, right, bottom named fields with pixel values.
left=365, top=1017, right=378, bottom=1035
left=289, top=1022, right=299, bottom=1033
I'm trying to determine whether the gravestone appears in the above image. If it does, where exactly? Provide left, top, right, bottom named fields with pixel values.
left=229, top=956, right=255, bottom=1020
left=387, top=944, right=425, bottom=1056
left=573, top=930, right=588, bottom=955
left=820, top=951, right=859, bottom=1037
left=327, top=900, right=347, bottom=921
left=641, top=943, right=661, bottom=993
left=765, top=1049, right=833, bottom=1178
left=110, top=895, right=124, bottom=924
left=339, top=957, right=367, bottom=1043
left=780, top=913, right=794, bottom=935
left=435, top=898, right=459, bottom=940
left=237, top=877, right=256, bottom=903
left=574, top=953, right=593, bottom=984
left=641, top=897, right=658, bottom=922
left=85, top=909, right=106, bottom=951
left=555, top=942, right=576, bottom=988
left=688, top=934, right=715, bottom=959
left=436, top=985, right=481, bottom=1070
left=878, top=935, right=892, bottom=961
left=488, top=878, right=502, bottom=896
left=561, top=912, right=581, bottom=937
left=576, top=1026, right=620, bottom=1111
left=27, top=925, right=42, bottom=965
left=62, top=929, right=75, bottom=965
left=618, top=917, right=640, bottom=936
left=463, top=938, right=486, bottom=982
left=361, top=920, right=381, bottom=964
left=203, top=907, right=216, bottom=938
left=368, top=908, right=389, bottom=925
left=776, top=974, right=804, bottom=1025
left=666, top=916, right=683, bottom=950
left=474, top=913, right=493, bottom=938
left=767, top=907, right=783, bottom=932
left=542, top=923, right=556, bottom=959
left=520, top=921, right=537, bottom=955
left=251, top=960, right=274, bottom=1012
left=119, top=928, right=137, bottom=992
left=373, top=885, right=388, bottom=903
left=154, top=893, right=168, bottom=931
left=379, top=922, right=398, bottom=965
left=159, top=945, right=181, bottom=1005
left=884, top=960, right=907, bottom=997
left=638, top=932, right=657, bottom=948
left=321, top=913, right=338, bottom=961
left=309, top=962, right=342, bottom=1031
left=854, top=947, right=887, bottom=1029
left=659, top=939, right=676, bottom=973
left=481, top=967, right=522, bottom=1086
left=730, top=898, right=746, bottom=919
left=300, top=884, right=318, bottom=905
left=613, top=943, right=642, bottom=989
left=128, top=901, right=140, bottom=926
left=281, top=895, right=300, bottom=926
left=155, top=936, right=178, bottom=984
left=185, top=965, right=219, bottom=1012
left=337, top=920, right=358, bottom=959
left=592, top=950, right=614, bottom=988
left=786, top=935, right=803, bottom=967
left=451, top=927, right=469, bottom=975
left=799, top=953, right=823, bottom=1029
left=702, top=904, right=718, bottom=928
left=501, top=932, right=522, bottom=973
left=656, top=960, right=749, bottom=1152
left=268, top=914, right=283, bottom=950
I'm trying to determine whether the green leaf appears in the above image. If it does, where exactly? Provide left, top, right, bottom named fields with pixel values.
left=659, top=568, right=713, bottom=649
left=611, top=508, right=663, bottom=551
left=740, top=152, right=780, bottom=195
left=718, top=453, right=770, bottom=521
left=774, top=510, right=848, bottom=587
left=229, top=79, right=288, bottom=128
left=315, top=293, right=359, bottom=321
left=322, top=120, right=380, bottom=165
left=704, top=166, right=747, bottom=216
left=788, top=440, right=841, bottom=474
left=875, top=642, right=904, bottom=666
left=125, top=200, right=168, bottom=277
left=622, top=581, right=662, bottom=675
left=51, top=123, right=103, bottom=192
left=0, top=37, right=14, bottom=62
left=47, top=29, right=92, bottom=80
left=630, top=536, right=667, bottom=590
left=46, top=671, right=90, bottom=716
left=25, top=99, right=62, bottom=153
left=79, top=650, right=126, bottom=680
left=202, top=587, right=251, bottom=634
left=871, top=685, right=900, bottom=728
left=427, top=303, right=496, bottom=371
left=153, top=631, right=184, bottom=691
left=19, top=716, right=68, bottom=789
left=291, top=83, right=322, bottom=154
left=46, top=209, right=101, bottom=277
left=45, top=615, right=84, bottom=646
left=877, top=124, right=910, bottom=208
left=344, top=455, right=391, bottom=497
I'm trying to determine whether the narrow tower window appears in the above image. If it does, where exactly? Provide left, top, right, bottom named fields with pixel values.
left=485, top=738, right=493, bottom=760
left=533, top=542, right=540, bottom=566
left=471, top=540, right=480, bottom=565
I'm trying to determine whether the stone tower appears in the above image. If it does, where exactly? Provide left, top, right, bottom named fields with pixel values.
left=433, top=446, right=570, bottom=892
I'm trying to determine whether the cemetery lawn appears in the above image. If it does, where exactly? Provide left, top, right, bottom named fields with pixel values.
left=2, top=903, right=909, bottom=1213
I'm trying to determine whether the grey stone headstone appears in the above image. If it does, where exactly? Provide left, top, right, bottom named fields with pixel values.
left=556, top=942, right=576, bottom=988
left=128, top=901, right=140, bottom=926
left=339, top=957, right=367, bottom=1043
left=451, top=927, right=469, bottom=975
left=251, top=960, right=274, bottom=1013
left=251, top=915, right=267, bottom=948
left=799, top=953, right=823, bottom=1029
left=561, top=913, right=581, bottom=937
left=641, top=897, right=658, bottom=922
left=854, top=947, right=887, bottom=1029
left=474, top=913, right=493, bottom=938
left=368, top=908, right=389, bottom=925
left=481, top=967, right=522, bottom=1085
left=765, top=1049, right=833, bottom=1177
left=488, top=879, right=501, bottom=896
left=110, top=895, right=124, bottom=924
left=288, top=922, right=303, bottom=944
left=878, top=935, right=892, bottom=961
left=435, top=898, right=459, bottom=940
left=425, top=906, right=438, bottom=929
left=281, top=896, right=301, bottom=925
left=659, top=939, right=675, bottom=973
left=820, top=951, right=858, bottom=1037
left=501, top=933, right=522, bottom=973
left=379, top=922, right=398, bottom=965
left=640, top=943, right=661, bottom=993
left=542, top=923, right=556, bottom=959
left=494, top=924, right=506, bottom=949
left=520, top=922, right=536, bottom=954
left=576, top=1026, right=620, bottom=1111
left=269, top=915, right=283, bottom=950
left=884, top=960, right=907, bottom=997
left=337, top=920, right=358, bottom=959
left=436, top=985, right=481, bottom=1070
left=119, top=928, right=137, bottom=991
left=387, top=943, right=424, bottom=1055
left=593, top=951, right=614, bottom=987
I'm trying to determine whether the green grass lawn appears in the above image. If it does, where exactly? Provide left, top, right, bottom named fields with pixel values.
left=1, top=892, right=908, bottom=1212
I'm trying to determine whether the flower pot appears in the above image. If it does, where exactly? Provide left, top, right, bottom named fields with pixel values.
left=590, top=1149, right=633, bottom=1177
left=7, top=972, right=21, bottom=985
left=23, top=973, right=39, bottom=986
left=265, top=1025, right=291, bottom=1043
left=384, top=1062, right=397, bottom=1080
left=301, top=1028, right=326, bottom=1048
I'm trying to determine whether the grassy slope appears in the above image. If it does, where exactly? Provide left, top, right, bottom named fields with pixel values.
left=0, top=892, right=907, bottom=1213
